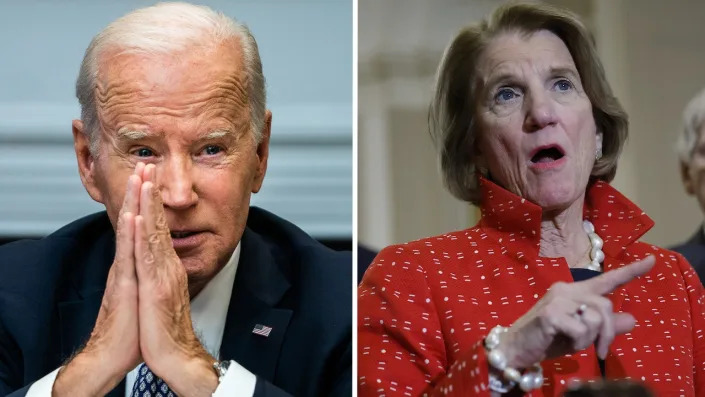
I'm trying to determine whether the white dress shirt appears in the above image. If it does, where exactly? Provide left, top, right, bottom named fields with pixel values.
left=26, top=243, right=256, bottom=397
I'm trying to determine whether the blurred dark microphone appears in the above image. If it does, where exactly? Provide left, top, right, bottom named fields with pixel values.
left=562, top=380, right=654, bottom=397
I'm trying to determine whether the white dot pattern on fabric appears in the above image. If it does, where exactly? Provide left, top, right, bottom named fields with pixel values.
left=131, top=363, right=177, bottom=397
left=358, top=178, right=705, bottom=396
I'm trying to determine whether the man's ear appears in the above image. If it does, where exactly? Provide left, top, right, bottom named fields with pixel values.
left=251, top=110, right=272, bottom=193
left=681, top=160, right=695, bottom=196
left=73, top=119, right=104, bottom=203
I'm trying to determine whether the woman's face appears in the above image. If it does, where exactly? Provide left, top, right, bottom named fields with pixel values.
left=475, top=30, right=600, bottom=212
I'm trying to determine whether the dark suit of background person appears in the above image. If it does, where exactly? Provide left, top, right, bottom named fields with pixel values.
left=0, top=207, right=352, bottom=397
left=671, top=229, right=705, bottom=285
left=671, top=86, right=705, bottom=287
left=357, top=245, right=377, bottom=283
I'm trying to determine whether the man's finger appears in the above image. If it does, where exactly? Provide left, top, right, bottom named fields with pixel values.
left=114, top=211, right=136, bottom=280
left=135, top=161, right=146, bottom=179
left=140, top=179, right=173, bottom=257
left=143, top=163, right=155, bottom=183
left=581, top=255, right=655, bottom=296
left=119, top=176, right=139, bottom=217
left=118, top=162, right=145, bottom=217
left=134, top=214, right=155, bottom=281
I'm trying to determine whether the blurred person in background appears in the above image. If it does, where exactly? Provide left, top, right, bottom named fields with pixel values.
left=672, top=86, right=705, bottom=286
left=561, top=380, right=654, bottom=397
left=358, top=2, right=704, bottom=396
left=0, top=3, right=351, bottom=397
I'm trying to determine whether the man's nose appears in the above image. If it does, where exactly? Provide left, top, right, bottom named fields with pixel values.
left=157, top=158, right=198, bottom=210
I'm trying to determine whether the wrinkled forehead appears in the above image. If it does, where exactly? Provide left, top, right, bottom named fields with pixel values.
left=94, top=39, right=247, bottom=113
left=477, top=29, right=577, bottom=85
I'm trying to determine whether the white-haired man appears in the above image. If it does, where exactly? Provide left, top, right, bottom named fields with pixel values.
left=0, top=3, right=351, bottom=397
left=673, top=87, right=705, bottom=286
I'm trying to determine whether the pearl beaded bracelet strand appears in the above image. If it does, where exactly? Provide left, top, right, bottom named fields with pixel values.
left=484, top=325, right=544, bottom=393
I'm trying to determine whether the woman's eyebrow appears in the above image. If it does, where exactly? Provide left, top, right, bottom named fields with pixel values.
left=548, top=66, right=580, bottom=79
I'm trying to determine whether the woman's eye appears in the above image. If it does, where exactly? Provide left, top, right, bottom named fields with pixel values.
left=495, top=88, right=519, bottom=103
left=554, top=79, right=574, bottom=91
left=134, top=148, right=154, bottom=157
left=202, top=145, right=223, bottom=156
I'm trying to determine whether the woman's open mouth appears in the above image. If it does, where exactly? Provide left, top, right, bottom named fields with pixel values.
left=528, top=145, right=566, bottom=169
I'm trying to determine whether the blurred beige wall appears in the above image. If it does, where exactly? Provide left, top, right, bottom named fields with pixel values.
left=359, top=0, right=705, bottom=250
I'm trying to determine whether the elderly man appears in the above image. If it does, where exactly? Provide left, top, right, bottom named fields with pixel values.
left=673, top=87, right=705, bottom=286
left=0, top=3, right=351, bottom=397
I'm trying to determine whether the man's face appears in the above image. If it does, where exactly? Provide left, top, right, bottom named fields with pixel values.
left=682, top=125, right=705, bottom=218
left=73, top=40, right=270, bottom=293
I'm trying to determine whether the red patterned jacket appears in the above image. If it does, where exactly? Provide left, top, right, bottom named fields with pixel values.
left=358, top=178, right=705, bottom=396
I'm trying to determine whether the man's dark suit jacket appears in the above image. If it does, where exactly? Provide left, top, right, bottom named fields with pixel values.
left=671, top=227, right=705, bottom=287
left=0, top=207, right=351, bottom=397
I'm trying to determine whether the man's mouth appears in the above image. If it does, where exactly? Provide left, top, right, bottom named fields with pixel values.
left=171, top=231, right=199, bottom=239
left=169, top=230, right=206, bottom=250
left=529, top=145, right=565, bottom=164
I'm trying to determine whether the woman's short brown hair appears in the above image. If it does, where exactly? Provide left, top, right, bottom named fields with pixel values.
left=429, top=2, right=628, bottom=204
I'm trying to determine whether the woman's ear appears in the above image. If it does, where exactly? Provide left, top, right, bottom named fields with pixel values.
left=595, top=131, right=604, bottom=160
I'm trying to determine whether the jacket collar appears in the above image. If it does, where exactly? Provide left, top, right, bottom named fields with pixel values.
left=217, top=226, right=293, bottom=382
left=477, top=176, right=655, bottom=259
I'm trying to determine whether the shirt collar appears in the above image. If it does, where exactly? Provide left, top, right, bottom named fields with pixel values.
left=189, top=243, right=241, bottom=357
left=477, top=176, right=654, bottom=258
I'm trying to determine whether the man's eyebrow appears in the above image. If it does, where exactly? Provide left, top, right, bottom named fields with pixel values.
left=116, top=129, right=151, bottom=141
left=114, top=128, right=236, bottom=142
left=200, top=130, right=234, bottom=140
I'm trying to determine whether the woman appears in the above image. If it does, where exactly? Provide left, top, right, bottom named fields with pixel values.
left=358, top=3, right=705, bottom=396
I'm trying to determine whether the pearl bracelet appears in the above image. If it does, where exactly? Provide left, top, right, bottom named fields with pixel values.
left=484, top=325, right=544, bottom=392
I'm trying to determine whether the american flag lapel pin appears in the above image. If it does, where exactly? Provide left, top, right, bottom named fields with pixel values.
left=252, top=323, right=273, bottom=337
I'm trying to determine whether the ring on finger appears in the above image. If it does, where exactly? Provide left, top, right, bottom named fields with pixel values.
left=574, top=303, right=588, bottom=318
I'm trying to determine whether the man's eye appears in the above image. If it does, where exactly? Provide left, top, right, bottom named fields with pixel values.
left=134, top=148, right=154, bottom=157
left=202, top=145, right=223, bottom=156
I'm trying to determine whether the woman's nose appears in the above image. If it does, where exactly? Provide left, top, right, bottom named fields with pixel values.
left=524, top=91, right=558, bottom=132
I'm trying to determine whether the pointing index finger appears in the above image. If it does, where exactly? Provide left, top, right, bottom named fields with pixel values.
left=580, top=255, right=655, bottom=296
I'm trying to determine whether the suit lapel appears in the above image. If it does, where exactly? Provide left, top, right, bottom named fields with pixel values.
left=56, top=227, right=114, bottom=356
left=56, top=223, right=127, bottom=395
left=219, top=227, right=293, bottom=382
left=57, top=291, right=103, bottom=360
